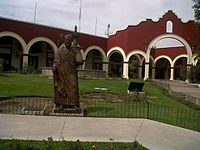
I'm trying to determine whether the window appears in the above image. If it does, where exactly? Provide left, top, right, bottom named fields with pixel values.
left=166, top=21, right=173, bottom=33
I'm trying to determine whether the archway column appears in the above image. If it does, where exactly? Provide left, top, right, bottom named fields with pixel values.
left=186, top=64, right=192, bottom=83
left=144, top=62, right=149, bottom=80
left=138, top=66, right=142, bottom=79
left=22, top=54, right=29, bottom=73
left=81, top=60, right=86, bottom=69
left=123, top=62, right=129, bottom=79
left=170, top=67, right=174, bottom=80
left=151, top=67, right=155, bottom=79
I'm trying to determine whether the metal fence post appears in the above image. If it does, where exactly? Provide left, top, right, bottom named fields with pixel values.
left=147, top=102, right=150, bottom=119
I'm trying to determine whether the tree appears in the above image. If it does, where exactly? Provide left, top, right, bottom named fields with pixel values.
left=193, top=0, right=200, bottom=25
left=189, top=1, right=200, bottom=82
left=193, top=0, right=200, bottom=55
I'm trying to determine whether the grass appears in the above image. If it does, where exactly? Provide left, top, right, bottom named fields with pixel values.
left=0, top=73, right=53, bottom=98
left=83, top=100, right=200, bottom=131
left=0, top=73, right=193, bottom=109
left=0, top=139, right=149, bottom=150
left=0, top=73, right=199, bottom=131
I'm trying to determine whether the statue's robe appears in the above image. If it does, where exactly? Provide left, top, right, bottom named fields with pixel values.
left=53, top=45, right=83, bottom=107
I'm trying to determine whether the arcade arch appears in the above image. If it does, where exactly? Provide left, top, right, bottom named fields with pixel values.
left=108, top=52, right=123, bottom=77
left=27, top=37, right=56, bottom=70
left=27, top=37, right=57, bottom=54
left=107, top=47, right=126, bottom=78
left=147, top=34, right=192, bottom=64
left=0, top=31, right=26, bottom=53
left=83, top=46, right=107, bottom=71
left=85, top=49, right=103, bottom=70
left=127, top=50, right=147, bottom=79
left=173, top=55, right=187, bottom=80
left=146, top=34, right=192, bottom=80
left=0, top=32, right=26, bottom=71
left=155, top=57, right=172, bottom=79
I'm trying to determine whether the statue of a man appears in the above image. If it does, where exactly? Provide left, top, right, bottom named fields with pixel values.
left=53, top=30, right=83, bottom=110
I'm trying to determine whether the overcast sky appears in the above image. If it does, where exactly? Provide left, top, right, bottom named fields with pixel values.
left=0, top=0, right=195, bottom=39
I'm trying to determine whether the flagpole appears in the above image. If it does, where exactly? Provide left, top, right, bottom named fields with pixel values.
left=95, top=18, right=97, bottom=35
left=78, top=0, right=82, bottom=32
left=34, top=0, right=38, bottom=23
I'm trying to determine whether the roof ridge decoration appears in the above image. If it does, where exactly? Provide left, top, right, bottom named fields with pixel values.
left=109, top=10, right=195, bottom=37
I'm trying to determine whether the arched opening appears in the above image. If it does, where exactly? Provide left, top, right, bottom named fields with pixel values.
left=28, top=41, right=54, bottom=70
left=108, top=52, right=123, bottom=77
left=155, top=58, right=171, bottom=79
left=147, top=34, right=192, bottom=72
left=85, top=49, right=103, bottom=70
left=147, top=35, right=188, bottom=80
left=174, top=57, right=187, bottom=80
left=155, top=38, right=183, bottom=48
left=0, top=36, right=23, bottom=71
left=128, top=55, right=143, bottom=79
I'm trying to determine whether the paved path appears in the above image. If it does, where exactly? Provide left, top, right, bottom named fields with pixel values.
left=153, top=80, right=200, bottom=99
left=0, top=114, right=200, bottom=150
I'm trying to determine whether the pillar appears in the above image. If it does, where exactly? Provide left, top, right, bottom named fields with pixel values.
left=185, top=64, right=192, bottom=83
left=152, top=67, right=155, bottom=79
left=22, top=54, right=29, bottom=73
left=123, top=62, right=129, bottom=79
left=103, top=62, right=109, bottom=74
left=81, top=60, right=86, bottom=69
left=170, top=67, right=174, bottom=80
left=144, top=62, right=149, bottom=80
left=138, top=66, right=142, bottom=79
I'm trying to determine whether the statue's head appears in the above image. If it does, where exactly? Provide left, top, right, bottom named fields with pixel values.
left=64, top=34, right=74, bottom=49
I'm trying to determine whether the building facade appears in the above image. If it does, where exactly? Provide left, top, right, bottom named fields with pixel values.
left=0, top=10, right=199, bottom=80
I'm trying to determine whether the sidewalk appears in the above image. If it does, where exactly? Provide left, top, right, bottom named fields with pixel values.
left=0, top=114, right=200, bottom=150
left=153, top=79, right=200, bottom=99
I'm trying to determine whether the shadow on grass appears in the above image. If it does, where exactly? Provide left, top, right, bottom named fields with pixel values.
left=0, top=73, right=15, bottom=77
left=84, top=106, right=112, bottom=115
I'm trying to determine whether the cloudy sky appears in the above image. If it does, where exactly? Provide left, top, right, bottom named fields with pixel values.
left=0, top=0, right=195, bottom=38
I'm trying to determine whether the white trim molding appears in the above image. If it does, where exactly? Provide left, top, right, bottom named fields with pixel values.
left=84, top=45, right=107, bottom=62
left=155, top=55, right=173, bottom=67
left=172, top=54, right=188, bottom=67
left=147, top=34, right=192, bottom=65
left=27, top=37, right=57, bottom=54
left=0, top=31, right=27, bottom=54
left=107, top=46, right=126, bottom=62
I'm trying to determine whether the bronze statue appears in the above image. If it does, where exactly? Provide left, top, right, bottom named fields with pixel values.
left=53, top=28, right=83, bottom=110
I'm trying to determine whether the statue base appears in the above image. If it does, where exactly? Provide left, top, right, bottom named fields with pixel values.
left=50, top=103, right=84, bottom=117
left=53, top=107, right=81, bottom=113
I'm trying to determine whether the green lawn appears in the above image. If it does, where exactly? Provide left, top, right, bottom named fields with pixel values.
left=0, top=73, right=53, bottom=98
left=0, top=139, right=149, bottom=150
left=0, top=73, right=199, bottom=131
left=0, top=73, right=192, bottom=109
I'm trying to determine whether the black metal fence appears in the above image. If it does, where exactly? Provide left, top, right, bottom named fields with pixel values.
left=0, top=97, right=54, bottom=115
left=0, top=97, right=199, bottom=132
left=83, top=100, right=200, bottom=132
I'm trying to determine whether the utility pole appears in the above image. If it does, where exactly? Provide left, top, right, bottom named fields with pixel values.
left=78, top=0, right=82, bottom=32
left=95, top=18, right=97, bottom=35
left=33, top=0, right=38, bottom=23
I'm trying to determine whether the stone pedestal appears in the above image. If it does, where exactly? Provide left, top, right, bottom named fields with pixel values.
left=50, top=103, right=85, bottom=117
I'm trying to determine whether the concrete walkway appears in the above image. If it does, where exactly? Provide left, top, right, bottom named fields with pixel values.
left=0, top=114, right=200, bottom=150
left=153, top=79, right=200, bottom=99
